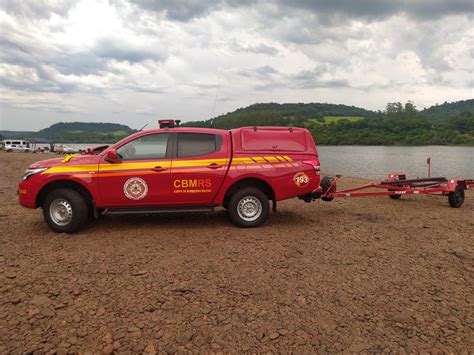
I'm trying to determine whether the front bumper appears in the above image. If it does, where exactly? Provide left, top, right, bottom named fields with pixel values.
left=18, top=180, right=37, bottom=208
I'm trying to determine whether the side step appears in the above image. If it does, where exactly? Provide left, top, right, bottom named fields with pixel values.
left=104, top=206, right=214, bottom=216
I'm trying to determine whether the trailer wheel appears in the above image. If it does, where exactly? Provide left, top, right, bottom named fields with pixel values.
left=43, top=188, right=89, bottom=233
left=389, top=176, right=405, bottom=200
left=321, top=176, right=335, bottom=202
left=448, top=187, right=465, bottom=208
left=227, top=187, right=269, bottom=228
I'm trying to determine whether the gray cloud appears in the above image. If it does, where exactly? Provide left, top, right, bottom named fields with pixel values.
left=0, top=0, right=74, bottom=19
left=130, top=0, right=474, bottom=22
left=241, top=63, right=350, bottom=91
left=256, top=65, right=278, bottom=76
left=0, top=0, right=472, bottom=130
left=94, top=38, right=166, bottom=63
left=275, top=0, right=473, bottom=21
left=238, top=65, right=279, bottom=80
left=129, top=0, right=221, bottom=21
left=230, top=41, right=279, bottom=56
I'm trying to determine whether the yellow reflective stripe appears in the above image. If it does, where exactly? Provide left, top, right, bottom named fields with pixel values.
left=42, top=156, right=291, bottom=174
left=43, top=164, right=98, bottom=174
left=101, top=161, right=172, bottom=171
left=264, top=156, right=279, bottom=163
left=172, top=158, right=228, bottom=167
left=252, top=156, right=266, bottom=163
left=233, top=157, right=254, bottom=164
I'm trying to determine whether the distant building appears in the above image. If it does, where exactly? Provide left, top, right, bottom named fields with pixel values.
left=31, top=138, right=54, bottom=152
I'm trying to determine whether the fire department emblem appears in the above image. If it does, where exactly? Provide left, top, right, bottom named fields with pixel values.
left=123, top=177, right=148, bottom=200
left=294, top=172, right=310, bottom=188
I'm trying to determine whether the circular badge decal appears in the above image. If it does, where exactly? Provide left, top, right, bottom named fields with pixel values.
left=123, top=177, right=148, bottom=200
left=294, top=172, right=310, bottom=188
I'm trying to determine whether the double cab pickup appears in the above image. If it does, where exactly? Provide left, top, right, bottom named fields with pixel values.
left=18, top=120, right=323, bottom=233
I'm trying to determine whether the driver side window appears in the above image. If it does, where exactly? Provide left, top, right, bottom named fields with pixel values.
left=117, top=133, right=170, bottom=160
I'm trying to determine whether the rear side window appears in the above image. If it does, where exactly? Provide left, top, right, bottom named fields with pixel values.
left=177, top=133, right=221, bottom=158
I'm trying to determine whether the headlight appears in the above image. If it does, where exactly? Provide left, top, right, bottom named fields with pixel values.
left=22, top=168, right=48, bottom=181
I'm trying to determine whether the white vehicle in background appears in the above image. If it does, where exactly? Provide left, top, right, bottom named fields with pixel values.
left=54, top=144, right=76, bottom=154
left=2, top=140, right=31, bottom=152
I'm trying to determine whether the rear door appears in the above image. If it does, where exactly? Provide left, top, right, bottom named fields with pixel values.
left=170, top=132, right=229, bottom=205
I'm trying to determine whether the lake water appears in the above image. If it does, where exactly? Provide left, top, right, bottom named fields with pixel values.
left=57, top=143, right=110, bottom=151
left=63, top=143, right=473, bottom=180
left=318, top=145, right=474, bottom=179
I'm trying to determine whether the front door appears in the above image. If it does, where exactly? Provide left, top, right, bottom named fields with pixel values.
left=170, top=132, right=229, bottom=205
left=98, top=133, right=172, bottom=207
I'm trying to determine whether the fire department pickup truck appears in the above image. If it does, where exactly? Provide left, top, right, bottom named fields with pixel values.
left=18, top=120, right=323, bottom=233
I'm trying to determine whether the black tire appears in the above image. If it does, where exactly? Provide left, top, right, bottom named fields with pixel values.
left=43, top=188, right=89, bottom=233
left=448, top=187, right=465, bottom=208
left=389, top=176, right=405, bottom=200
left=321, top=176, right=335, bottom=202
left=227, top=187, right=269, bottom=228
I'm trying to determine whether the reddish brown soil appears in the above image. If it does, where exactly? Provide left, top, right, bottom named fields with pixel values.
left=0, top=152, right=473, bottom=354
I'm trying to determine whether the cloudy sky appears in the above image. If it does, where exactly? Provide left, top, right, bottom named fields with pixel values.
left=0, top=0, right=473, bottom=131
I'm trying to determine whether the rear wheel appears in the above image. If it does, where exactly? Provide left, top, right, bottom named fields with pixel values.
left=228, top=187, right=269, bottom=228
left=43, top=188, right=89, bottom=233
left=448, top=187, right=465, bottom=208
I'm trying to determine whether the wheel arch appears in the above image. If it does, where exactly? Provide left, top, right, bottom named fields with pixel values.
left=36, top=179, right=94, bottom=211
left=223, top=177, right=275, bottom=208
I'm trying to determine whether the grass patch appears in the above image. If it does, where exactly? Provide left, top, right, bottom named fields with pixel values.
left=323, top=116, right=364, bottom=124
left=112, top=130, right=129, bottom=136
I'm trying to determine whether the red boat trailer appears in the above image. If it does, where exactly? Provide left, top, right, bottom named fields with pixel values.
left=319, top=173, right=474, bottom=208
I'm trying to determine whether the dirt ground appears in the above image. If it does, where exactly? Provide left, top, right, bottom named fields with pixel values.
left=0, top=151, right=473, bottom=354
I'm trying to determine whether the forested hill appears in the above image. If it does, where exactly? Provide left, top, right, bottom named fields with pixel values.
left=185, top=100, right=474, bottom=145
left=420, top=99, right=474, bottom=121
left=1, top=122, right=136, bottom=143
left=185, top=102, right=380, bottom=129
left=1, top=100, right=473, bottom=145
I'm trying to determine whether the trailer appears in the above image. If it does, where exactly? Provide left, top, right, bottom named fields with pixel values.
left=319, top=173, right=473, bottom=208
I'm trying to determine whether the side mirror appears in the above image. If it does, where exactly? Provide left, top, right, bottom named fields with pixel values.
left=106, top=149, right=118, bottom=162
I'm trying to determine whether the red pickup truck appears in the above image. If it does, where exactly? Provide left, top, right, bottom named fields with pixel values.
left=18, top=120, right=323, bottom=233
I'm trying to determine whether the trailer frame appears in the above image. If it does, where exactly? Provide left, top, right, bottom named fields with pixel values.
left=320, top=173, right=473, bottom=208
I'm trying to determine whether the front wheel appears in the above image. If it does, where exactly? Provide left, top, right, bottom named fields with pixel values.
left=43, top=188, right=89, bottom=233
left=448, top=187, right=464, bottom=208
left=227, top=188, right=269, bottom=228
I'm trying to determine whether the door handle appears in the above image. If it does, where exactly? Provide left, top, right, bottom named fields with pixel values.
left=152, top=166, right=168, bottom=172
left=207, top=163, right=222, bottom=169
